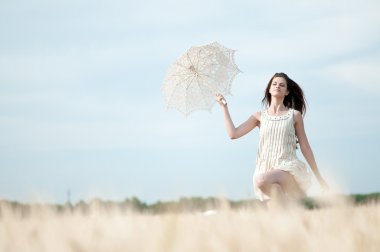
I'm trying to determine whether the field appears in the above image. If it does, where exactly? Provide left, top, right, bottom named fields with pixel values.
left=1, top=197, right=380, bottom=252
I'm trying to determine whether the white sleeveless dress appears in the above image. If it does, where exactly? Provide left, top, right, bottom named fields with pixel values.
left=253, top=108, right=312, bottom=201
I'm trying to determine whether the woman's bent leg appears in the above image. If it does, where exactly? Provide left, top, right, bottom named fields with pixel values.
left=255, top=169, right=305, bottom=201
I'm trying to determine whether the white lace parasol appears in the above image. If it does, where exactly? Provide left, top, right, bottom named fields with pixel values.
left=162, top=41, right=241, bottom=117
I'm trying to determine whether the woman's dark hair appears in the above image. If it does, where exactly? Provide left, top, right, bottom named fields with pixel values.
left=261, top=72, right=307, bottom=115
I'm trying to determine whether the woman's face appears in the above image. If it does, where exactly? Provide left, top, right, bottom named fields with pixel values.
left=269, top=77, right=289, bottom=98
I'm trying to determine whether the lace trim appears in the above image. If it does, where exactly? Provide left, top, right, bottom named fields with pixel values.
left=262, top=108, right=293, bottom=121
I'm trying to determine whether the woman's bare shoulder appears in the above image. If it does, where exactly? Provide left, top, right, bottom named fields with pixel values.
left=293, top=109, right=302, bottom=115
left=252, top=111, right=261, bottom=121
left=292, top=109, right=304, bottom=123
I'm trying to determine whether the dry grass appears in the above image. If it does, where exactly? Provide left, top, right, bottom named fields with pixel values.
left=1, top=199, right=380, bottom=252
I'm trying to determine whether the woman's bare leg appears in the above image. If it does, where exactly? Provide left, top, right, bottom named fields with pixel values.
left=256, top=169, right=305, bottom=206
left=267, top=183, right=287, bottom=209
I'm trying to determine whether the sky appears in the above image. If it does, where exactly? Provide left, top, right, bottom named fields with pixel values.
left=1, top=0, right=379, bottom=204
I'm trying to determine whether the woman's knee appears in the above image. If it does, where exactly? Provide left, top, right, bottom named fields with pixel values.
left=256, top=170, right=287, bottom=191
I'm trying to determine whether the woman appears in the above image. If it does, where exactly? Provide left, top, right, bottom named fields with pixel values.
left=215, top=72, right=328, bottom=206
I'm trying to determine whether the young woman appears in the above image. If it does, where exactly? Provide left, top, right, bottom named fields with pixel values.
left=215, top=72, right=328, bottom=206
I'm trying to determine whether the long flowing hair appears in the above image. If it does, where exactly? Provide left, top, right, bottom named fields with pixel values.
left=261, top=72, right=307, bottom=115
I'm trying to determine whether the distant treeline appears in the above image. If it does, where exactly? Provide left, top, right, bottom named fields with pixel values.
left=1, top=193, right=379, bottom=215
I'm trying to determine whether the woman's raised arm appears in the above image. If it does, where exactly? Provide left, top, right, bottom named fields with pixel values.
left=215, top=94, right=260, bottom=139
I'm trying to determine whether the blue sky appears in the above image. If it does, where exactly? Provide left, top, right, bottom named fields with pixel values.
left=1, top=0, right=379, bottom=204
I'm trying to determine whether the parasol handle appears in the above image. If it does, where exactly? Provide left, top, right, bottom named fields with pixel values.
left=221, top=98, right=227, bottom=105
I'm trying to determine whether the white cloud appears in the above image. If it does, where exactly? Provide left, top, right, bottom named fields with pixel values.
left=323, top=60, right=380, bottom=90
left=237, top=11, right=379, bottom=67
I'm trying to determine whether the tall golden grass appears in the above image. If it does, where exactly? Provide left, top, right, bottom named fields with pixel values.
left=1, top=198, right=379, bottom=252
